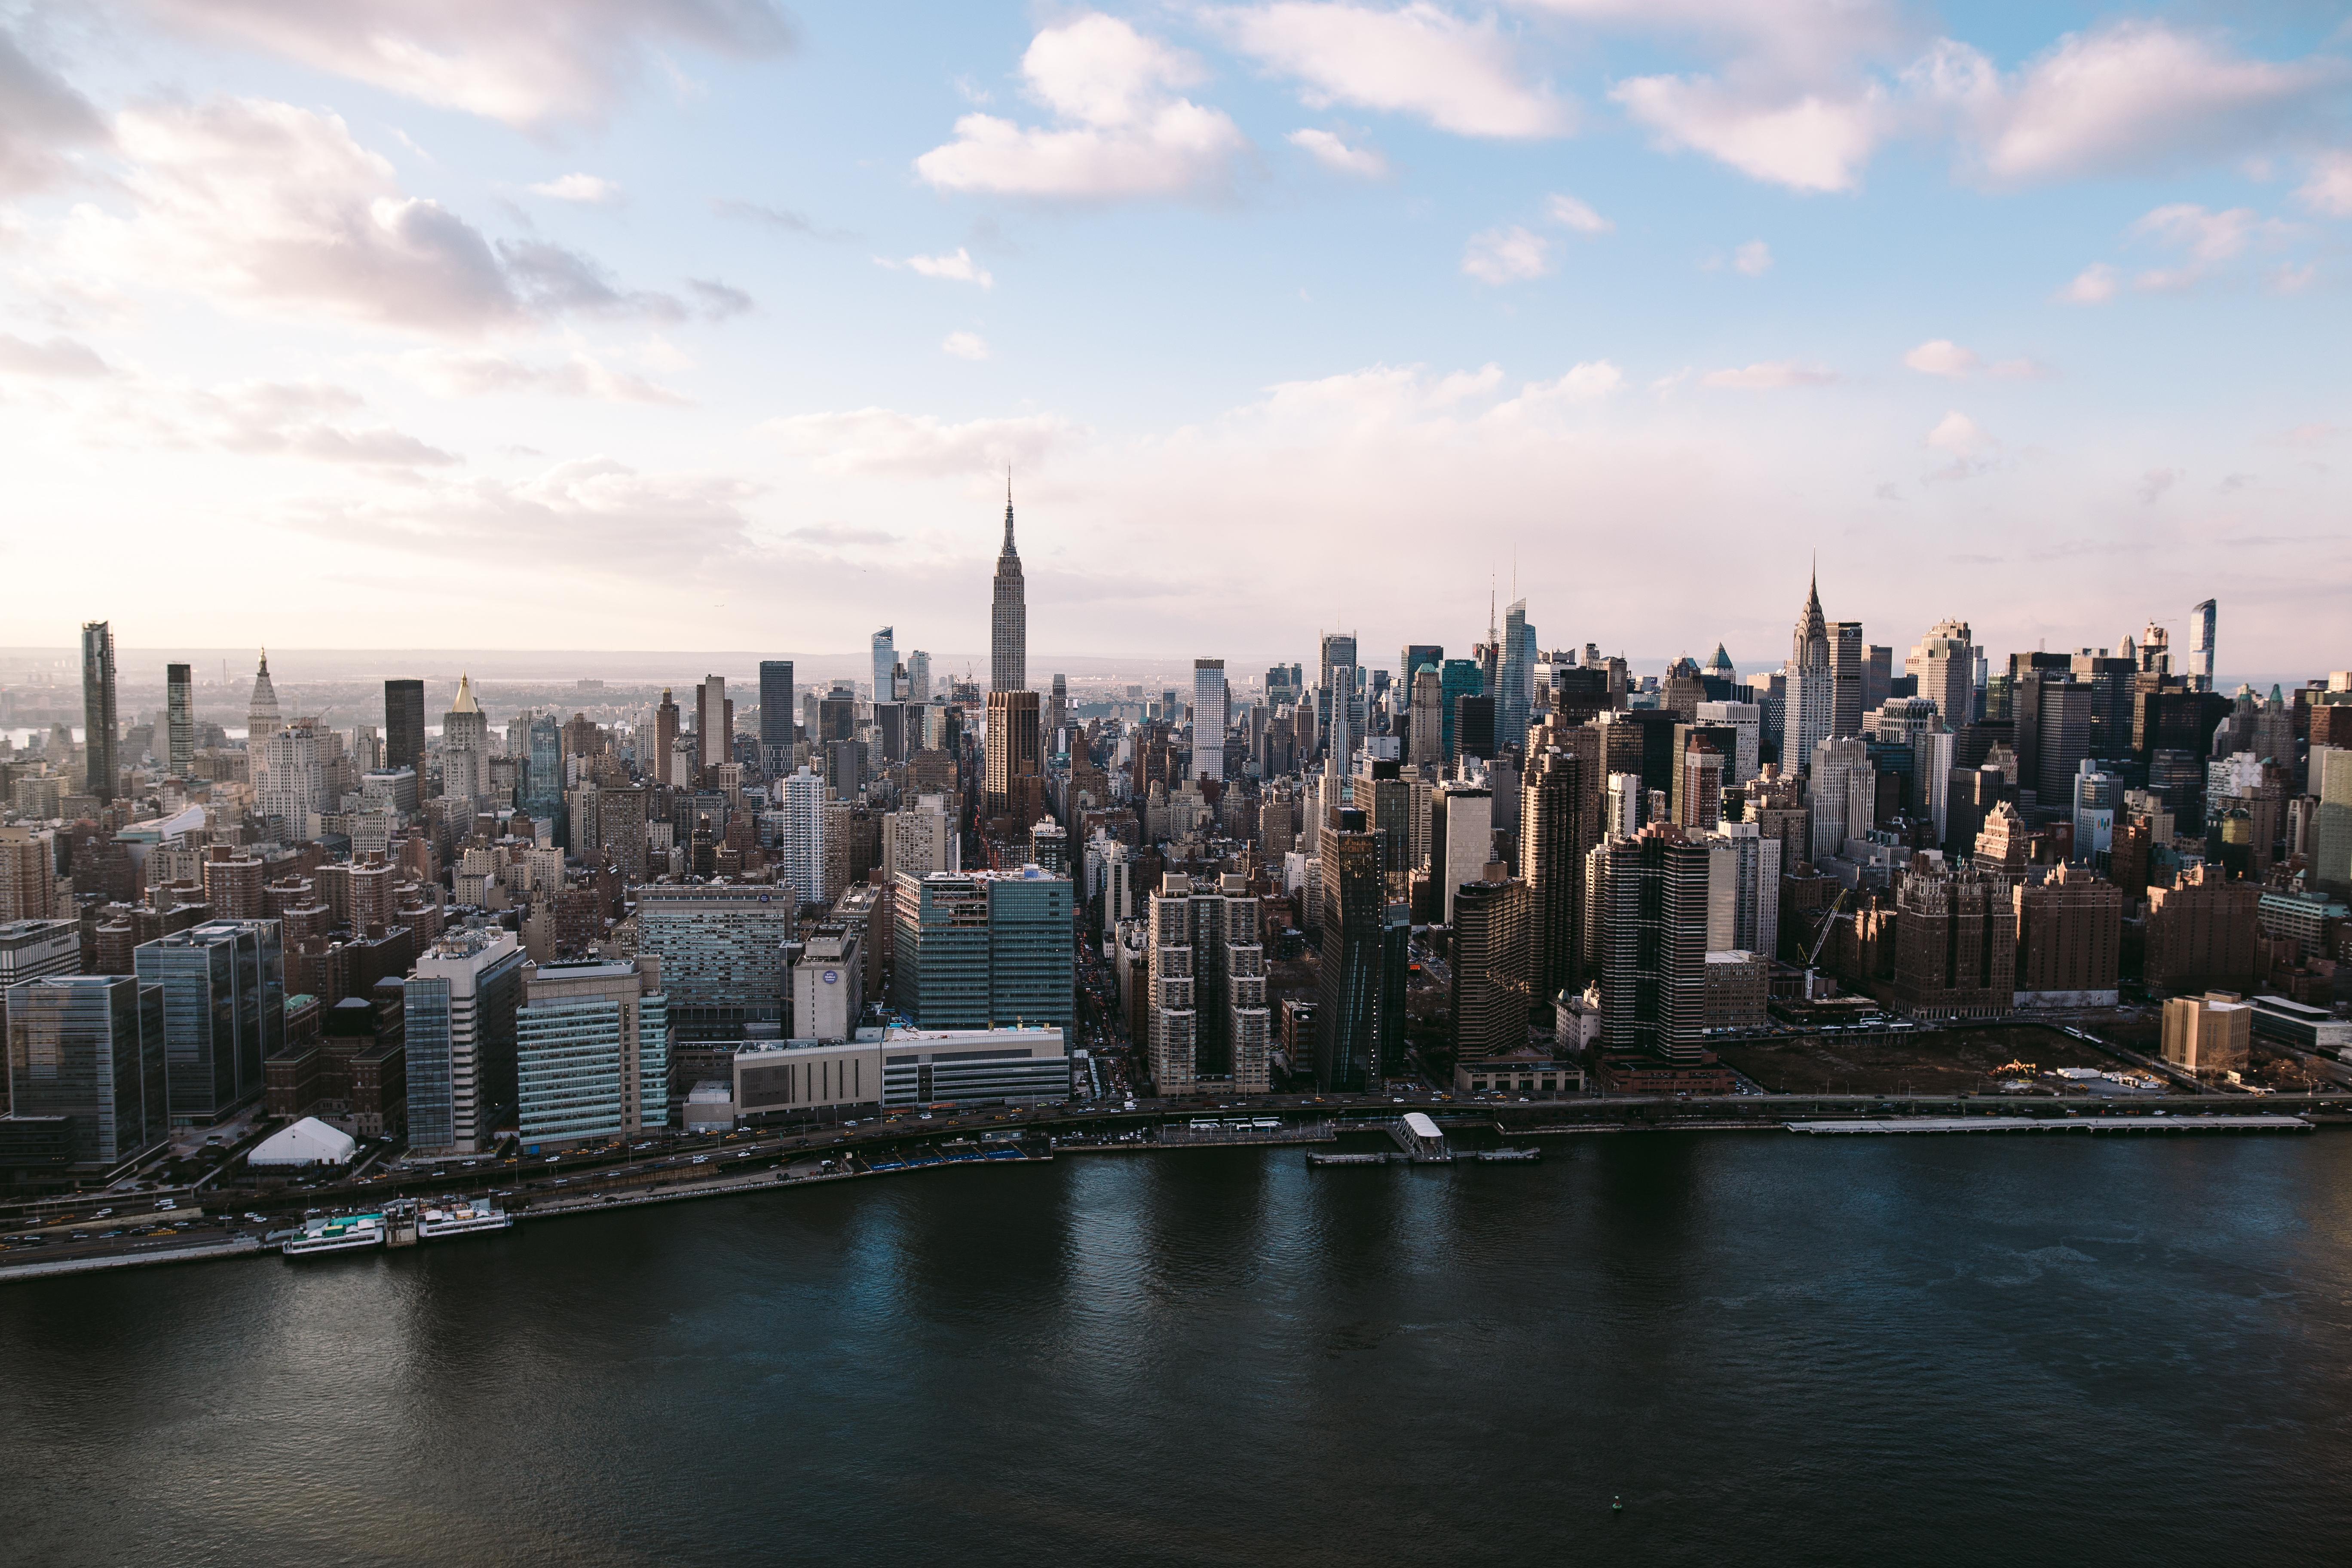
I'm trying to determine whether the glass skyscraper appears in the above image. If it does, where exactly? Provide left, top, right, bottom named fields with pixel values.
left=891, top=869, right=1073, bottom=1031
left=133, top=919, right=283, bottom=1124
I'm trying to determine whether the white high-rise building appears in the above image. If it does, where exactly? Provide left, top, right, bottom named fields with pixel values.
left=907, top=650, right=932, bottom=704
left=1695, top=700, right=1761, bottom=783
left=1706, top=823, right=1782, bottom=956
left=406, top=924, right=526, bottom=1156
left=440, top=673, right=490, bottom=805
left=1809, top=735, right=1873, bottom=861
left=778, top=766, right=827, bottom=910
left=1192, top=659, right=1228, bottom=782
left=884, top=793, right=958, bottom=883
left=1787, top=570, right=1834, bottom=773
left=991, top=487, right=1026, bottom=693
left=254, top=720, right=325, bottom=842
left=871, top=627, right=895, bottom=709
left=1906, top=619, right=1975, bottom=727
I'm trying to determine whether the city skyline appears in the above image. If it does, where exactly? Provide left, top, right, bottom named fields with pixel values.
left=1, top=4, right=2346, bottom=665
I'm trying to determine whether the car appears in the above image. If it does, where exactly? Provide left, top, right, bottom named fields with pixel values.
left=155, top=1198, right=177, bottom=1210
left=691, top=1156, right=709, bottom=1164
left=546, top=1155, right=561, bottom=1163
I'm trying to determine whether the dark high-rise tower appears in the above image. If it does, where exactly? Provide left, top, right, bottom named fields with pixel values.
left=80, top=620, right=117, bottom=803
left=165, top=663, right=194, bottom=779
left=383, top=679, right=426, bottom=774
left=758, top=660, right=794, bottom=775
left=991, top=481, right=1026, bottom=693
left=1315, top=812, right=1403, bottom=1094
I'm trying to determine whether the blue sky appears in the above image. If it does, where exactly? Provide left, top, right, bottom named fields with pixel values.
left=2, top=2, right=2347, bottom=684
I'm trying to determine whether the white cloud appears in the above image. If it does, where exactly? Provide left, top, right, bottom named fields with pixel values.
left=286, top=456, right=762, bottom=556
left=1700, top=359, right=1836, bottom=389
left=1546, top=193, right=1613, bottom=234
left=1733, top=240, right=1773, bottom=275
left=914, top=15, right=1248, bottom=199
left=1923, top=409, right=1997, bottom=480
left=1462, top=225, right=1553, bottom=285
left=2268, top=261, right=2318, bottom=294
left=1289, top=128, right=1388, bottom=178
left=2058, top=263, right=2117, bottom=304
left=2127, top=203, right=2284, bottom=291
left=882, top=248, right=995, bottom=288
left=2300, top=153, right=2352, bottom=217
left=0, top=25, right=107, bottom=194
left=529, top=172, right=622, bottom=203
left=392, top=348, right=689, bottom=403
left=0, top=332, right=108, bottom=378
left=127, top=0, right=797, bottom=129
left=1987, top=357, right=2047, bottom=380
left=1928, top=23, right=2347, bottom=185
left=1510, top=0, right=1908, bottom=73
left=1903, top=339, right=1978, bottom=378
left=761, top=407, right=1084, bottom=478
left=1612, top=75, right=1886, bottom=192
left=1216, top=3, right=1570, bottom=139
left=942, top=331, right=989, bottom=361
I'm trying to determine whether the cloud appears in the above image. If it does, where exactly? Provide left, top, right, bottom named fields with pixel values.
left=1215, top=3, right=1571, bottom=139
left=56, top=374, right=462, bottom=469
left=529, top=172, right=621, bottom=203
left=1546, top=193, right=1612, bottom=234
left=0, top=25, right=107, bottom=194
left=882, top=248, right=995, bottom=288
left=761, top=408, right=1084, bottom=478
left=710, top=197, right=853, bottom=240
left=2300, top=153, right=2352, bottom=217
left=392, top=349, right=690, bottom=404
left=1928, top=23, right=2347, bottom=185
left=284, top=456, right=762, bottom=556
left=1612, top=75, right=1886, bottom=192
left=0, top=332, right=109, bottom=378
left=1462, top=225, right=1553, bottom=285
left=1903, top=339, right=1978, bottom=378
left=1289, top=127, right=1387, bottom=178
left=127, top=0, right=797, bottom=129
left=1987, top=357, right=2047, bottom=380
left=1923, top=410, right=1997, bottom=479
left=1510, top=0, right=1908, bottom=72
left=1700, top=359, right=1836, bottom=390
left=942, top=331, right=989, bottom=361
left=914, top=15, right=1248, bottom=200
left=1733, top=239, right=1773, bottom=275
left=687, top=278, right=755, bottom=318
left=2058, top=263, right=2117, bottom=304
left=2138, top=467, right=2177, bottom=504
left=501, top=239, right=687, bottom=319
left=2126, top=203, right=2287, bottom=291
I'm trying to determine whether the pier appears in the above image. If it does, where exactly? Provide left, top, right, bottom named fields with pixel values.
left=1785, top=1114, right=2312, bottom=1136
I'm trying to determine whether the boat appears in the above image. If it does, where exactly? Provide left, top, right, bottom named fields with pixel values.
left=281, top=1213, right=386, bottom=1256
left=417, top=1201, right=514, bottom=1239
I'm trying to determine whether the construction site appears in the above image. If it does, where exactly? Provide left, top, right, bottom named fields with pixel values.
left=1712, top=1022, right=2181, bottom=1099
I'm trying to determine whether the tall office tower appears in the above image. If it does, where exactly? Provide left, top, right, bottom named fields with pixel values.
left=695, top=675, right=730, bottom=775
left=984, top=689, right=1042, bottom=818
left=1407, top=667, right=1444, bottom=768
left=516, top=956, right=670, bottom=1148
left=1452, top=865, right=1531, bottom=1060
left=1454, top=694, right=1496, bottom=762
left=2312, top=747, right=2352, bottom=898
left=1326, top=660, right=1360, bottom=766
left=1891, top=861, right=2016, bottom=1018
left=1659, top=657, right=1707, bottom=723
left=383, top=679, right=426, bottom=775
left=2072, top=759, right=2121, bottom=862
left=870, top=627, right=896, bottom=707
left=1677, top=739, right=1724, bottom=829
left=439, top=674, right=489, bottom=805
left=245, top=649, right=281, bottom=797
left=1521, top=742, right=1587, bottom=1002
left=1596, top=824, right=1712, bottom=1066
left=404, top=924, right=527, bottom=1155
left=1501, top=599, right=1535, bottom=750
left=3, top=974, right=168, bottom=1175
left=1192, top=660, right=1228, bottom=782
left=1863, top=645, right=1894, bottom=712
left=907, top=650, right=932, bottom=704
left=1706, top=822, right=1782, bottom=956
left=1047, top=672, right=1069, bottom=744
left=1603, top=771, right=1643, bottom=838
left=76, top=621, right=118, bottom=802
left=775, top=766, right=827, bottom=909
left=133, top=919, right=283, bottom=1122
left=758, top=661, right=795, bottom=775
left=884, top=793, right=958, bottom=883
left=1787, top=572, right=1834, bottom=769
left=1401, top=644, right=1443, bottom=694
left=1319, top=632, right=1360, bottom=755
left=1438, top=658, right=1483, bottom=763
left=633, top=885, right=798, bottom=1044
left=1829, top=621, right=1866, bottom=738
left=1145, top=872, right=1269, bottom=1094
left=2188, top=599, right=2217, bottom=692
left=254, top=721, right=325, bottom=842
left=165, top=662, right=194, bottom=778
left=654, top=688, right=681, bottom=786
left=1906, top=620, right=1975, bottom=726
left=991, top=484, right=1027, bottom=693
left=1315, top=814, right=1402, bottom=1093
left=1808, top=735, right=1872, bottom=861
left=523, top=714, right=563, bottom=826
left=1694, top=700, right=1761, bottom=783
left=819, top=683, right=857, bottom=747
left=0, top=827, right=61, bottom=922
left=2017, top=673, right=2092, bottom=812
left=890, top=868, right=1073, bottom=1029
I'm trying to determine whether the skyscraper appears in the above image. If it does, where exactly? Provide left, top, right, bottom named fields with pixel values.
left=871, top=627, right=896, bottom=707
left=404, top=924, right=527, bottom=1155
left=1319, top=632, right=1359, bottom=757
left=654, top=687, right=680, bottom=786
left=134, top=919, right=283, bottom=1123
left=79, top=621, right=117, bottom=803
left=1501, top=598, right=1535, bottom=751
left=1452, top=866, right=1531, bottom=1061
left=1315, top=814, right=1402, bottom=1094
left=984, top=689, right=1042, bottom=818
left=758, top=661, right=795, bottom=775
left=383, top=679, right=426, bottom=775
left=1145, top=872, right=1268, bottom=1094
left=1596, top=824, right=1712, bottom=1066
left=991, top=484, right=1026, bottom=693
left=696, top=675, right=730, bottom=775
left=1830, top=620, right=1866, bottom=738
left=515, top=957, right=670, bottom=1148
left=1439, top=657, right=1483, bottom=763
left=165, top=662, right=194, bottom=780
left=2188, top=599, right=2217, bottom=692
left=1787, top=572, right=1833, bottom=769
left=1408, top=666, right=1444, bottom=769
left=777, top=766, right=827, bottom=909
left=891, top=869, right=1072, bottom=1030
left=1905, top=620, right=1974, bottom=727
left=3, top=974, right=168, bottom=1175
left=441, top=674, right=490, bottom=805
left=1192, top=659, right=1227, bottom=782
left=1520, top=741, right=1587, bottom=1004
left=908, top=650, right=932, bottom=704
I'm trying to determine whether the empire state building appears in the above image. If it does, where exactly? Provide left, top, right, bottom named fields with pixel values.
left=991, top=483, right=1026, bottom=692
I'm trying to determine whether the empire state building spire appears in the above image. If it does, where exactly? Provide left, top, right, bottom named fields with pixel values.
left=990, top=474, right=1026, bottom=692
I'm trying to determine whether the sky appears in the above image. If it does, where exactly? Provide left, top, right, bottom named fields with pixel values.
left=1, top=1, right=2348, bottom=684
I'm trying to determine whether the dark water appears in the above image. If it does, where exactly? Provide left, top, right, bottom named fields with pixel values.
left=7, top=1133, right=2352, bottom=1567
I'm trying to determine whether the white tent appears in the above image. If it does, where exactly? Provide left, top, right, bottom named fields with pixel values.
left=248, top=1117, right=357, bottom=1167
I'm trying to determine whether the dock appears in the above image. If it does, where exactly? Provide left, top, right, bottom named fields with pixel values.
left=1785, top=1115, right=2312, bottom=1136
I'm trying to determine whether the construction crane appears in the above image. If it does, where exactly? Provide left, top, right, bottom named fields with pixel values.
left=1803, top=888, right=1850, bottom=1001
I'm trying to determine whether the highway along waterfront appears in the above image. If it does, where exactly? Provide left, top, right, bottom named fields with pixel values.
left=5, top=1133, right=2352, bottom=1568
